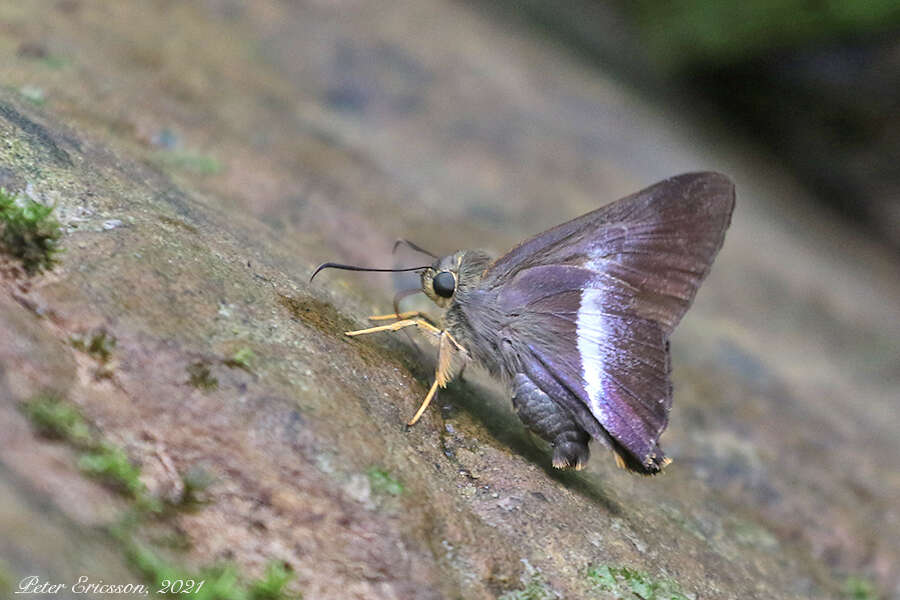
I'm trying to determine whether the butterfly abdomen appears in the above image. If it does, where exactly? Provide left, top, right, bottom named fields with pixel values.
left=511, top=374, right=591, bottom=469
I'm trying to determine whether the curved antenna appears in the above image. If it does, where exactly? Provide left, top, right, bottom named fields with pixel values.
left=393, top=239, right=438, bottom=259
left=309, top=262, right=430, bottom=283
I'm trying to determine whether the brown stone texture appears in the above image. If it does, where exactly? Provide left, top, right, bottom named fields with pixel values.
left=0, top=2, right=898, bottom=599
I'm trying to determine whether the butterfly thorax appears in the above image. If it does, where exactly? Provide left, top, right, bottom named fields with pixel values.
left=439, top=250, right=516, bottom=380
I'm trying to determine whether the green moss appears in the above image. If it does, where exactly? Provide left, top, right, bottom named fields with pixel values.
left=78, top=443, right=145, bottom=497
left=586, top=565, right=688, bottom=600
left=22, top=393, right=94, bottom=448
left=86, top=330, right=117, bottom=362
left=247, top=563, right=296, bottom=600
left=72, top=329, right=117, bottom=363
left=126, top=540, right=299, bottom=600
left=224, top=347, right=255, bottom=372
left=585, top=564, right=618, bottom=591
left=0, top=187, right=62, bottom=274
left=843, top=575, right=880, bottom=600
left=21, top=394, right=160, bottom=512
left=188, top=361, right=218, bottom=390
left=366, top=467, right=404, bottom=496
left=499, top=562, right=555, bottom=600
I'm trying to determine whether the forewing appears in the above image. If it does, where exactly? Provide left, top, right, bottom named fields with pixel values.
left=486, top=172, right=735, bottom=334
left=489, top=173, right=734, bottom=467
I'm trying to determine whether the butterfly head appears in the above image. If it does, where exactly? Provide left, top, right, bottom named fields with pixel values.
left=420, top=252, right=461, bottom=308
left=310, top=247, right=491, bottom=310
left=421, top=250, right=491, bottom=308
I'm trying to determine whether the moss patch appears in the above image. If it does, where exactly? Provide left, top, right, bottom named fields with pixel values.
left=224, top=347, right=255, bottom=372
left=125, top=540, right=299, bottom=600
left=843, top=575, right=880, bottom=600
left=499, top=561, right=556, bottom=600
left=247, top=563, right=297, bottom=600
left=187, top=361, right=219, bottom=391
left=0, top=187, right=62, bottom=274
left=21, top=394, right=160, bottom=511
left=77, top=444, right=145, bottom=498
left=71, top=330, right=117, bottom=363
left=366, top=467, right=404, bottom=496
left=585, top=565, right=688, bottom=600
left=23, top=394, right=297, bottom=596
left=23, top=393, right=94, bottom=447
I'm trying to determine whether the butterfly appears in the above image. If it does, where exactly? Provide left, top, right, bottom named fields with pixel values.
left=312, top=172, right=735, bottom=473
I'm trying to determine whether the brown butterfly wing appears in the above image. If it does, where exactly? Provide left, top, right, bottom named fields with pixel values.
left=485, top=172, right=735, bottom=469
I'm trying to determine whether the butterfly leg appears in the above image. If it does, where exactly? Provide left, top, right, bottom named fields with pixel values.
left=406, top=379, right=440, bottom=426
left=366, top=313, right=440, bottom=356
left=367, top=310, right=430, bottom=321
left=407, top=330, right=469, bottom=426
left=344, top=318, right=439, bottom=337
left=343, top=318, right=469, bottom=425
left=511, top=373, right=591, bottom=470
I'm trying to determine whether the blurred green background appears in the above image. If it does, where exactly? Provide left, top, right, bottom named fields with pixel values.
left=488, top=0, right=900, bottom=250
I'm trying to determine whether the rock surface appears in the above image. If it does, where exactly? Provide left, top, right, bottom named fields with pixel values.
left=1, top=1, right=899, bottom=599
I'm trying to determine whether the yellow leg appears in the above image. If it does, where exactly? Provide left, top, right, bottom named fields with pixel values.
left=367, top=310, right=423, bottom=321
left=407, top=378, right=440, bottom=426
left=343, top=318, right=468, bottom=427
left=345, top=317, right=442, bottom=338
left=345, top=319, right=418, bottom=337
left=442, top=329, right=466, bottom=352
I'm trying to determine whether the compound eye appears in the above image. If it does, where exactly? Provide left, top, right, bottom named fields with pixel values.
left=432, top=271, right=456, bottom=298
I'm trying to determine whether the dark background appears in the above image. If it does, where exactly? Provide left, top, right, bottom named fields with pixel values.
left=484, top=0, right=900, bottom=252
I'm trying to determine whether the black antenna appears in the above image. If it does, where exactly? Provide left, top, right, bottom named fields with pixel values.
left=393, top=239, right=438, bottom=259
left=309, top=262, right=430, bottom=283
